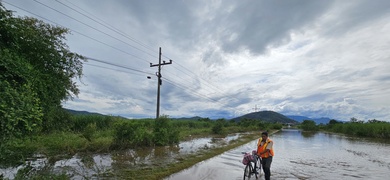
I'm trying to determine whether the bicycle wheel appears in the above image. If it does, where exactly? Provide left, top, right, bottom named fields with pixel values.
left=243, top=164, right=251, bottom=180
left=254, top=157, right=262, bottom=178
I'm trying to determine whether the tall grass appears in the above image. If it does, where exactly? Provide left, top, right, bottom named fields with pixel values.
left=326, top=122, right=390, bottom=138
left=71, top=115, right=115, bottom=132
left=1, top=114, right=283, bottom=167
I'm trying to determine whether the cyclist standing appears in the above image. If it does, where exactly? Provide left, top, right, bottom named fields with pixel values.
left=257, top=132, right=274, bottom=180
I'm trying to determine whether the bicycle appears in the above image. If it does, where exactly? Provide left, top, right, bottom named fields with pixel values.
left=242, top=150, right=262, bottom=180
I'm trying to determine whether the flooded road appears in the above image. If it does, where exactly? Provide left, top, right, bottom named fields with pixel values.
left=167, top=129, right=390, bottom=180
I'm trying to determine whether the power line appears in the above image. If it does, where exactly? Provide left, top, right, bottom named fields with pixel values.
left=61, top=0, right=229, bottom=98
left=167, top=62, right=241, bottom=105
left=85, top=56, right=154, bottom=76
left=55, top=0, right=158, bottom=59
left=46, top=1, right=230, bottom=99
left=164, top=56, right=233, bottom=98
left=84, top=60, right=227, bottom=108
left=14, top=0, right=234, bottom=103
left=162, top=77, right=220, bottom=103
left=3, top=1, right=239, bottom=113
left=2, top=1, right=150, bottom=64
left=33, top=0, right=215, bottom=99
left=32, top=0, right=151, bottom=63
left=157, top=58, right=229, bottom=99
left=62, top=0, right=157, bottom=53
left=3, top=1, right=215, bottom=100
left=84, top=63, right=148, bottom=77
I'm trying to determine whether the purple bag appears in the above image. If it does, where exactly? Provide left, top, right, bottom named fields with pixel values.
left=242, top=152, right=254, bottom=165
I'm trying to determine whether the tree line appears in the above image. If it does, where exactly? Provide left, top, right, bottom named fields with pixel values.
left=299, top=118, right=390, bottom=139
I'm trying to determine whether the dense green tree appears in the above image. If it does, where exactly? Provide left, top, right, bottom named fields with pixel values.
left=153, top=116, right=179, bottom=146
left=300, top=120, right=318, bottom=131
left=0, top=4, right=84, bottom=141
left=328, top=119, right=340, bottom=125
left=350, top=117, right=358, bottom=123
left=212, top=120, right=225, bottom=134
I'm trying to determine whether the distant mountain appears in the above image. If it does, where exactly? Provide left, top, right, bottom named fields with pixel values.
left=64, top=108, right=105, bottom=116
left=312, top=117, right=332, bottom=124
left=64, top=108, right=133, bottom=120
left=173, top=116, right=204, bottom=120
left=231, top=111, right=297, bottom=123
left=286, top=115, right=310, bottom=122
left=286, top=115, right=332, bottom=124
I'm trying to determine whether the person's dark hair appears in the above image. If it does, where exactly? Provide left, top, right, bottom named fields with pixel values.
left=261, top=132, right=268, bottom=136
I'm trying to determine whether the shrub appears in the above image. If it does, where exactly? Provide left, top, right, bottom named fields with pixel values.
left=112, top=121, right=153, bottom=149
left=300, top=120, right=318, bottom=131
left=271, top=123, right=283, bottom=130
left=42, top=107, right=72, bottom=132
left=82, top=123, right=97, bottom=142
left=153, top=116, right=179, bottom=146
left=212, top=121, right=224, bottom=134
left=0, top=80, right=43, bottom=142
left=326, top=121, right=390, bottom=139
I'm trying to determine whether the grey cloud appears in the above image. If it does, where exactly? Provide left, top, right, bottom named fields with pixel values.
left=376, top=75, right=390, bottom=82
left=201, top=48, right=226, bottom=67
left=117, top=0, right=200, bottom=49
left=213, top=0, right=334, bottom=55
left=220, top=86, right=259, bottom=108
left=85, top=71, right=155, bottom=104
left=116, top=0, right=336, bottom=56
left=192, top=109, right=231, bottom=119
left=160, top=79, right=203, bottom=110
left=322, top=0, right=390, bottom=37
left=6, top=0, right=390, bottom=121
left=313, top=66, right=377, bottom=88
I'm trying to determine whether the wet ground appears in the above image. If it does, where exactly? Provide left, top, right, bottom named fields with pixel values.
left=167, top=129, right=390, bottom=180
left=3, top=130, right=389, bottom=179
left=0, top=133, right=242, bottom=179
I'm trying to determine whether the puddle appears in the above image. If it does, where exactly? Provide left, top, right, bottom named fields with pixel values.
left=0, top=133, right=242, bottom=179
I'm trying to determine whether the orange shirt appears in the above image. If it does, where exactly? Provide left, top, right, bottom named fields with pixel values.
left=257, top=138, right=274, bottom=158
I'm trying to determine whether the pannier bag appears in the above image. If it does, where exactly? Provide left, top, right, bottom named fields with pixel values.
left=242, top=152, right=255, bottom=165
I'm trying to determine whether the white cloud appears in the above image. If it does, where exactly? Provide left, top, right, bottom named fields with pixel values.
left=3, top=0, right=390, bottom=121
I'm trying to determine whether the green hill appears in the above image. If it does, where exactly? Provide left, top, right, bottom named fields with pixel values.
left=231, top=110, right=297, bottom=123
left=64, top=108, right=104, bottom=116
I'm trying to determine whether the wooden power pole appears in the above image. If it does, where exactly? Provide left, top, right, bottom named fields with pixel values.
left=150, top=47, right=172, bottom=119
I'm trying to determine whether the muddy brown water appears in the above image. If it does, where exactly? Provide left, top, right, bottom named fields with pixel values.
left=166, top=129, right=390, bottom=180
left=0, top=134, right=242, bottom=179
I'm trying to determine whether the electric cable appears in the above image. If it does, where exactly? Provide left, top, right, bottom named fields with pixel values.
left=32, top=0, right=151, bottom=63
left=55, top=0, right=158, bottom=59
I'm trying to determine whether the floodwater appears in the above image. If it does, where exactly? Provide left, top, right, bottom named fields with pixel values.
left=0, top=133, right=241, bottom=179
left=166, top=129, right=390, bottom=180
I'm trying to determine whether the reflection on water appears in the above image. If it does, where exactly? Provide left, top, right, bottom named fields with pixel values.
left=0, top=133, right=241, bottom=179
left=167, top=129, right=390, bottom=180
left=300, top=131, right=317, bottom=138
left=272, top=129, right=390, bottom=179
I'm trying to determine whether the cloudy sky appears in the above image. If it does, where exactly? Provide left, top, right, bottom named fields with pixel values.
left=3, top=0, right=390, bottom=121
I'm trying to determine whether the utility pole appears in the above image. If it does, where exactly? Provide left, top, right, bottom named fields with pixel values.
left=150, top=47, right=172, bottom=119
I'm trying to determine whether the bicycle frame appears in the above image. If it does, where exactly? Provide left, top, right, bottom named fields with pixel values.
left=242, top=152, right=262, bottom=180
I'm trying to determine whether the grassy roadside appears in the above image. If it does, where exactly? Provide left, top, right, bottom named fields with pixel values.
left=118, top=132, right=258, bottom=180
left=118, top=130, right=278, bottom=180
left=0, top=115, right=282, bottom=179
